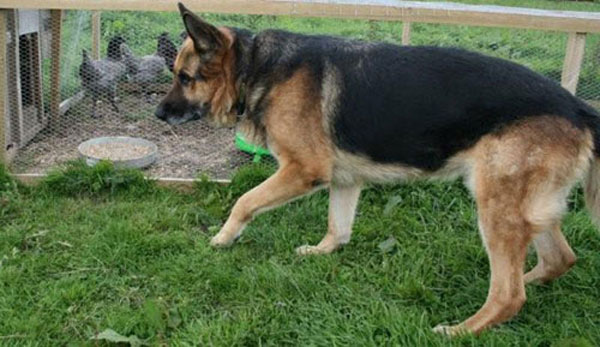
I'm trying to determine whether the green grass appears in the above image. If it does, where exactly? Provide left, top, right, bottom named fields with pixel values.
left=13, top=1, right=600, bottom=344
left=1, top=162, right=599, bottom=345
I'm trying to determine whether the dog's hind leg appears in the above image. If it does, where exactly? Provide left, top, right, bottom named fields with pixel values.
left=434, top=185, right=530, bottom=336
left=524, top=225, right=576, bottom=285
left=210, top=163, right=328, bottom=247
left=296, top=184, right=361, bottom=255
left=434, top=116, right=592, bottom=336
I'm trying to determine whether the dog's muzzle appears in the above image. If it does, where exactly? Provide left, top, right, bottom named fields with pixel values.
left=155, top=102, right=207, bottom=125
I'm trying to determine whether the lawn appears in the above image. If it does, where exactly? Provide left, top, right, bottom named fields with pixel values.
left=6, top=0, right=600, bottom=345
left=1, top=162, right=599, bottom=345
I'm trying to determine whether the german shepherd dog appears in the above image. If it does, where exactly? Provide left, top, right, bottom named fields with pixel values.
left=156, top=3, right=600, bottom=335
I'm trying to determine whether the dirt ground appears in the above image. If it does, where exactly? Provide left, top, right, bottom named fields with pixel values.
left=12, top=92, right=258, bottom=179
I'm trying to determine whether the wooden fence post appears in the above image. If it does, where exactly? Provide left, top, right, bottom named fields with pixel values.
left=50, top=9, right=62, bottom=128
left=402, top=21, right=411, bottom=45
left=91, top=11, right=101, bottom=59
left=561, top=32, right=586, bottom=95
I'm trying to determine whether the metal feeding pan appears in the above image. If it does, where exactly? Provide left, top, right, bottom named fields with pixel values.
left=78, top=136, right=158, bottom=169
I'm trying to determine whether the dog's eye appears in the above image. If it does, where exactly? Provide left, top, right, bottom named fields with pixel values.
left=193, top=71, right=205, bottom=82
left=178, top=72, right=192, bottom=86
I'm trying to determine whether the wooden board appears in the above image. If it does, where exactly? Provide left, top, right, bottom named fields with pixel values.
left=59, top=90, right=84, bottom=116
left=20, top=32, right=48, bottom=145
left=91, top=11, right=100, bottom=59
left=561, top=32, right=587, bottom=94
left=6, top=10, right=22, bottom=149
left=0, top=0, right=599, bottom=33
left=17, top=9, right=40, bottom=35
left=49, top=9, right=62, bottom=127
left=401, top=22, right=411, bottom=46
left=14, top=173, right=230, bottom=192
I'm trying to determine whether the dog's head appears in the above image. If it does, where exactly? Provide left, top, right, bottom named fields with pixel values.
left=155, top=3, right=238, bottom=126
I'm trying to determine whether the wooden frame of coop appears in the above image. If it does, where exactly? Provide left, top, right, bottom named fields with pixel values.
left=0, top=0, right=599, bottom=187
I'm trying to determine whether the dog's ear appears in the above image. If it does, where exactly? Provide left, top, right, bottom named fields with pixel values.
left=178, top=3, right=226, bottom=54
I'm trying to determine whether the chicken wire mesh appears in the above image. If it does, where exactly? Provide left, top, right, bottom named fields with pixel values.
left=6, top=10, right=256, bottom=180
left=2, top=9, right=600, bottom=180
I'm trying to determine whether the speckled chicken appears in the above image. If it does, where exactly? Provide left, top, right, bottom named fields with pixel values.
left=120, top=43, right=167, bottom=85
left=79, top=36, right=127, bottom=118
left=157, top=32, right=178, bottom=73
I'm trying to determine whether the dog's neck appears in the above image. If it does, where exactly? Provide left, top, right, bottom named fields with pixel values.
left=233, top=82, right=246, bottom=116
left=229, top=27, right=255, bottom=118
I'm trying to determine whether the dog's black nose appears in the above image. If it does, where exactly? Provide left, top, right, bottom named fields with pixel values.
left=155, top=104, right=167, bottom=121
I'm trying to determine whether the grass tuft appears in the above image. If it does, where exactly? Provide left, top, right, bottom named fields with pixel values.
left=0, top=163, right=16, bottom=193
left=41, top=160, right=156, bottom=197
left=192, top=164, right=275, bottom=220
left=0, top=163, right=22, bottom=223
left=229, top=163, right=275, bottom=197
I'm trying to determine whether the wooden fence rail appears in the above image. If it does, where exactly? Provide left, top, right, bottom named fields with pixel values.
left=1, top=0, right=599, bottom=33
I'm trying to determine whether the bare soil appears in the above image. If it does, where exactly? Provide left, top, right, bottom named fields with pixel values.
left=12, top=92, right=256, bottom=179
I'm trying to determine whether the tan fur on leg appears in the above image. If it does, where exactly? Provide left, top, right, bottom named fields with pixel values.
left=434, top=183, right=530, bottom=336
left=213, top=66, right=335, bottom=247
left=297, top=184, right=361, bottom=255
left=211, top=164, right=326, bottom=247
left=435, top=116, right=593, bottom=335
left=524, top=225, right=576, bottom=284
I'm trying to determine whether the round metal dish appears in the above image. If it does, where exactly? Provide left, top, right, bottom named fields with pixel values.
left=78, top=136, right=158, bottom=169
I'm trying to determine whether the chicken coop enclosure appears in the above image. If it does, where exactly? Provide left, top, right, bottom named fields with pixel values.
left=0, top=9, right=254, bottom=181
left=0, top=0, right=599, bottom=183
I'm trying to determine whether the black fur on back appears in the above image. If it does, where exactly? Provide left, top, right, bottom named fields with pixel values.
left=231, top=29, right=600, bottom=171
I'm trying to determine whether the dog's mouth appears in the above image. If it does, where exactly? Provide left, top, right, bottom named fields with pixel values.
left=157, top=103, right=209, bottom=126
left=165, top=108, right=205, bottom=125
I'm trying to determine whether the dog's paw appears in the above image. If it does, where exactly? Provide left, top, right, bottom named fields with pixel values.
left=210, top=232, right=236, bottom=248
left=432, top=324, right=468, bottom=337
left=295, top=245, right=328, bottom=256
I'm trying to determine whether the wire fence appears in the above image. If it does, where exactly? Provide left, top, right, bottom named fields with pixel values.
left=3, top=9, right=600, bottom=179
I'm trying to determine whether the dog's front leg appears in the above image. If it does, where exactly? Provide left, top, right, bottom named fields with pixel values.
left=210, top=163, right=326, bottom=247
left=296, top=184, right=361, bottom=255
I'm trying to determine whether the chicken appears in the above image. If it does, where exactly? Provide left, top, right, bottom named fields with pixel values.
left=106, top=35, right=126, bottom=62
left=120, top=43, right=167, bottom=101
left=79, top=36, right=127, bottom=118
left=157, top=32, right=178, bottom=73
